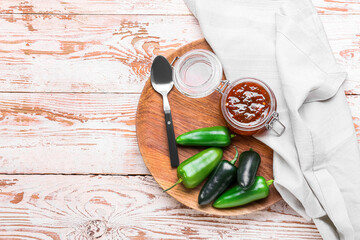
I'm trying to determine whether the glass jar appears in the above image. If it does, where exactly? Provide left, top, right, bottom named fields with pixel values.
left=172, top=49, right=285, bottom=136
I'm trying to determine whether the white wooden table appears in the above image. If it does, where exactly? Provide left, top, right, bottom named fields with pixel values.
left=0, top=0, right=358, bottom=239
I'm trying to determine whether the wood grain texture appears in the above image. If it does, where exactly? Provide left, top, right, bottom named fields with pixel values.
left=0, top=175, right=321, bottom=239
left=0, top=14, right=360, bottom=93
left=0, top=14, right=202, bottom=93
left=314, top=0, right=360, bottom=15
left=0, top=0, right=358, bottom=15
left=0, top=92, right=359, bottom=175
left=0, top=93, right=147, bottom=174
left=0, top=0, right=192, bottom=15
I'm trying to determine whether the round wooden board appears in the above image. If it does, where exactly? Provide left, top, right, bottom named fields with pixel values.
left=136, top=39, right=281, bottom=216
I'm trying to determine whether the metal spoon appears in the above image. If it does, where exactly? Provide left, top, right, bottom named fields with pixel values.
left=151, top=55, right=179, bottom=167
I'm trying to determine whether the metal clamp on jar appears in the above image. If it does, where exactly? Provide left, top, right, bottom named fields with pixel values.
left=172, top=49, right=285, bottom=136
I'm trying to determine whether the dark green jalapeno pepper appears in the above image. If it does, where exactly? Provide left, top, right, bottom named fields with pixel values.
left=213, top=176, right=273, bottom=209
left=237, top=149, right=261, bottom=189
left=176, top=126, right=235, bottom=147
left=164, top=147, right=223, bottom=192
left=198, top=147, right=239, bottom=206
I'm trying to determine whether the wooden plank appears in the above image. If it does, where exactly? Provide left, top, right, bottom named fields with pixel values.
left=0, top=93, right=147, bottom=174
left=0, top=0, right=192, bottom=15
left=0, top=14, right=359, bottom=94
left=0, top=0, right=358, bottom=15
left=0, top=175, right=321, bottom=239
left=0, top=14, right=202, bottom=93
left=0, top=92, right=358, bottom=175
left=314, top=0, right=360, bottom=15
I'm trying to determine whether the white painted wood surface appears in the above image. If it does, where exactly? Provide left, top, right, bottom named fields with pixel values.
left=0, top=0, right=358, bottom=238
left=0, top=176, right=321, bottom=239
left=0, top=0, right=358, bottom=15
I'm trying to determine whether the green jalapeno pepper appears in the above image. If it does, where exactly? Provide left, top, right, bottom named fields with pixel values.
left=198, top=146, right=239, bottom=206
left=213, top=176, right=273, bottom=209
left=164, top=147, right=223, bottom=192
left=176, top=126, right=235, bottom=147
left=237, top=149, right=261, bottom=189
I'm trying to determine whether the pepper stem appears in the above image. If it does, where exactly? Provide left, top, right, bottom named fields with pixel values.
left=163, top=178, right=183, bottom=192
left=230, top=146, right=239, bottom=165
left=230, top=134, right=236, bottom=139
left=266, top=179, right=274, bottom=186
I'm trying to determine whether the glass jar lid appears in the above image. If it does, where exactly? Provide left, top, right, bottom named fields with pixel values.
left=173, top=49, right=223, bottom=98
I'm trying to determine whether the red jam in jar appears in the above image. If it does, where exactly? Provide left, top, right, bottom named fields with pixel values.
left=225, top=82, right=271, bottom=126
left=221, top=78, right=278, bottom=136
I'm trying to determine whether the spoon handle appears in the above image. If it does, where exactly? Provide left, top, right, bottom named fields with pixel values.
left=164, top=110, right=179, bottom=167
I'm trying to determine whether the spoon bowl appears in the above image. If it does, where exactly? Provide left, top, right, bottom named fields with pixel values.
left=151, top=56, right=174, bottom=95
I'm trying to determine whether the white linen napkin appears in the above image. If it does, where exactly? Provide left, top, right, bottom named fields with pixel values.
left=183, top=0, right=360, bottom=239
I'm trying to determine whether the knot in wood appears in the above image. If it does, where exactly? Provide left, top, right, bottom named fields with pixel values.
left=86, top=220, right=107, bottom=239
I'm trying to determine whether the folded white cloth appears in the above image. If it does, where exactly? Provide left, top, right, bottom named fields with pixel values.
left=184, top=0, right=360, bottom=239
